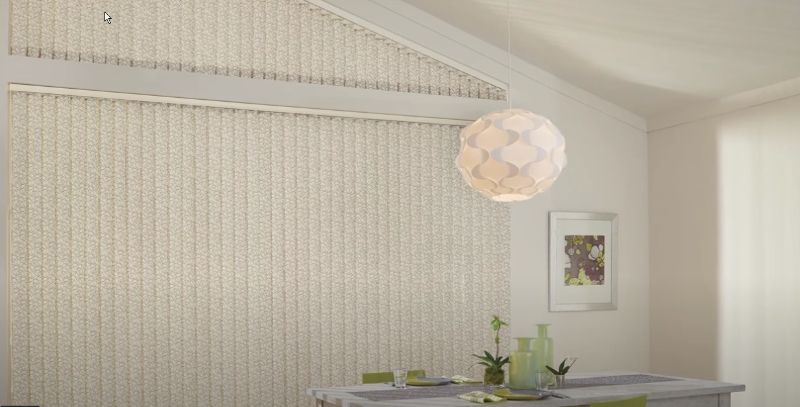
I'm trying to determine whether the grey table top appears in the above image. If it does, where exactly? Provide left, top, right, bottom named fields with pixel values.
left=306, top=371, right=745, bottom=407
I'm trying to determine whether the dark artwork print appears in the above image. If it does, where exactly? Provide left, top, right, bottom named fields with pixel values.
left=564, top=235, right=605, bottom=286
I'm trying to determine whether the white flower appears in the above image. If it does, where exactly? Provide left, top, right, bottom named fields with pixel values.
left=589, top=245, right=601, bottom=260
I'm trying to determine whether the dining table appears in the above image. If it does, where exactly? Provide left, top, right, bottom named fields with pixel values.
left=306, top=371, right=744, bottom=406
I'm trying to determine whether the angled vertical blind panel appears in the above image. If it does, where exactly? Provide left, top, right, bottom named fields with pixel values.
left=9, top=0, right=506, bottom=100
left=9, top=90, right=511, bottom=407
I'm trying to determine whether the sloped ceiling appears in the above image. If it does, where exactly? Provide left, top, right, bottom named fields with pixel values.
left=404, top=0, right=800, bottom=118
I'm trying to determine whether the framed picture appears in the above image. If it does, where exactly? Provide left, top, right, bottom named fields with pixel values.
left=549, top=212, right=618, bottom=311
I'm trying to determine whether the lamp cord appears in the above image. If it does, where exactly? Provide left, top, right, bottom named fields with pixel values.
left=506, top=0, right=512, bottom=109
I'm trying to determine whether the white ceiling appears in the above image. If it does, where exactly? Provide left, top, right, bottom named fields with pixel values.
left=403, top=0, right=800, bottom=118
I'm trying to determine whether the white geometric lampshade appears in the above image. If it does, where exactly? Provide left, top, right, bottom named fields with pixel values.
left=456, top=108, right=567, bottom=202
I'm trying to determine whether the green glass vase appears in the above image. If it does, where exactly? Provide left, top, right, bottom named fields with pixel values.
left=532, top=324, right=554, bottom=375
left=483, top=368, right=505, bottom=385
left=509, top=337, right=539, bottom=389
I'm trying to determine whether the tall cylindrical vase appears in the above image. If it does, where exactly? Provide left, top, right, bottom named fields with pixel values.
left=532, top=324, right=554, bottom=383
left=509, top=337, right=538, bottom=390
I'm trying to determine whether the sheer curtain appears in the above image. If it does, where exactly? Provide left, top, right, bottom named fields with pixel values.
left=718, top=97, right=800, bottom=406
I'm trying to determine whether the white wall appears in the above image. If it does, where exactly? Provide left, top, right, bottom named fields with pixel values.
left=650, top=93, right=800, bottom=406
left=509, top=82, right=650, bottom=372
left=649, top=120, right=720, bottom=379
left=325, top=0, right=652, bottom=373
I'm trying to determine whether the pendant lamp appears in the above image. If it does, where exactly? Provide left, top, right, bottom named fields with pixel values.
left=456, top=1, right=567, bottom=202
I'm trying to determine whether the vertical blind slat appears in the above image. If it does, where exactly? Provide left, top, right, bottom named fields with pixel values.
left=10, top=1, right=502, bottom=99
left=9, top=92, right=510, bottom=407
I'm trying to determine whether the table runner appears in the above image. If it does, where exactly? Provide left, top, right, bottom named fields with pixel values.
left=350, top=375, right=680, bottom=401
left=556, top=374, right=680, bottom=389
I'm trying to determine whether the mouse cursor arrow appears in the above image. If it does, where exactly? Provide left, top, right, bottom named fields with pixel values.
left=104, top=12, right=112, bottom=24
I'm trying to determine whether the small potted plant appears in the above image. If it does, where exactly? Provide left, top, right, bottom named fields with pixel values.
left=546, top=357, right=577, bottom=388
left=472, top=315, right=509, bottom=385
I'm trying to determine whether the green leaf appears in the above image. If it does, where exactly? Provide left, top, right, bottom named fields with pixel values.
left=472, top=354, right=493, bottom=364
left=559, top=359, right=566, bottom=372
left=546, top=366, right=559, bottom=375
left=563, top=365, right=571, bottom=375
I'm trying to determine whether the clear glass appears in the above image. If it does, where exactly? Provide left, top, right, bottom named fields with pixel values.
left=393, top=368, right=408, bottom=389
left=535, top=371, right=551, bottom=391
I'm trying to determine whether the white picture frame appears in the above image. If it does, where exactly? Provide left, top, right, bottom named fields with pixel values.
left=549, top=212, right=618, bottom=312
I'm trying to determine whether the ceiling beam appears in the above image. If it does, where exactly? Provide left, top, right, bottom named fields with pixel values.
left=2, top=56, right=503, bottom=124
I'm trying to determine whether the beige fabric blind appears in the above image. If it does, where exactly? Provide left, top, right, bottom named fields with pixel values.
left=9, top=90, right=510, bottom=407
left=9, top=0, right=505, bottom=100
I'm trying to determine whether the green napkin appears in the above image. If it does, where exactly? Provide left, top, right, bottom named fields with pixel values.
left=457, top=391, right=505, bottom=404
left=493, top=388, right=543, bottom=401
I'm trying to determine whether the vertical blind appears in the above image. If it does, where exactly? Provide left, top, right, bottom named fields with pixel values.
left=9, top=90, right=511, bottom=407
left=718, top=121, right=800, bottom=407
left=9, top=0, right=506, bottom=100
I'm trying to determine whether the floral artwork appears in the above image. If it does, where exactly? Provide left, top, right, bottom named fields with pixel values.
left=550, top=212, right=617, bottom=311
left=563, top=235, right=605, bottom=286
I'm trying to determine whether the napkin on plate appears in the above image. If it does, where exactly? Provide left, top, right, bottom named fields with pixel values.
left=457, top=391, right=505, bottom=403
left=450, top=375, right=482, bottom=384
